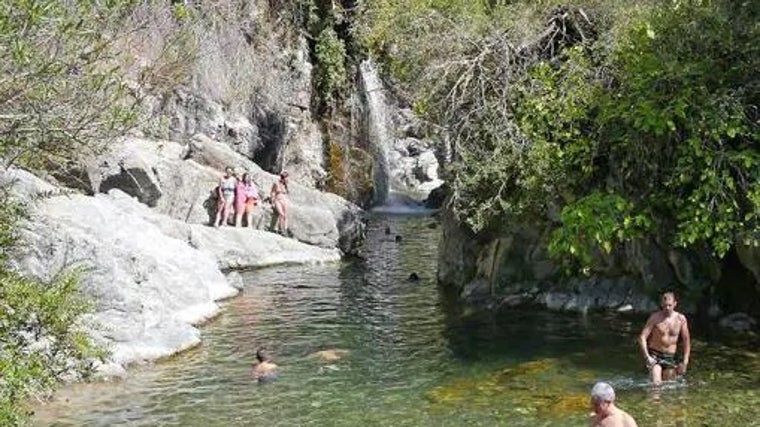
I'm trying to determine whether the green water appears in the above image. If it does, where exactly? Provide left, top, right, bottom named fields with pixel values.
left=33, top=214, right=760, bottom=426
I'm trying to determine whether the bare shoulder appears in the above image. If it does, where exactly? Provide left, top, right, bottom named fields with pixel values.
left=645, top=311, right=662, bottom=325
left=676, top=312, right=688, bottom=324
left=624, top=411, right=638, bottom=427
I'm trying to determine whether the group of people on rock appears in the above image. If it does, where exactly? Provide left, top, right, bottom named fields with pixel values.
left=590, top=291, right=691, bottom=426
left=213, top=166, right=291, bottom=235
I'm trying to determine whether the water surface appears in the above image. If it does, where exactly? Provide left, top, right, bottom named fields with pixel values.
left=34, top=214, right=760, bottom=426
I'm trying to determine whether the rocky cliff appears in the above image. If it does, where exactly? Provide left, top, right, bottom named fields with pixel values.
left=437, top=202, right=760, bottom=330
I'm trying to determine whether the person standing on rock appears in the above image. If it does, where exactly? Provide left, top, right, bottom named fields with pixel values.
left=234, top=172, right=259, bottom=228
left=252, top=348, right=279, bottom=383
left=214, top=166, right=237, bottom=227
left=270, top=171, right=291, bottom=236
left=638, top=291, right=691, bottom=386
left=589, top=382, right=638, bottom=427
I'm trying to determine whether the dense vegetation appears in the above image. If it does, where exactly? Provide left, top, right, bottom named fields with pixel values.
left=357, top=0, right=759, bottom=273
left=0, top=194, right=105, bottom=425
left=0, top=0, right=151, bottom=422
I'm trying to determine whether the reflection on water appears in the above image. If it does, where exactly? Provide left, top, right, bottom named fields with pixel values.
left=33, top=214, right=760, bottom=426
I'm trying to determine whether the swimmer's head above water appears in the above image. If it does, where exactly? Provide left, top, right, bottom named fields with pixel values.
left=591, top=382, right=615, bottom=403
left=256, top=348, right=271, bottom=363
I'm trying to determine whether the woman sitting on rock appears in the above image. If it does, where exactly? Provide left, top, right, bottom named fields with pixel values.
left=270, top=171, right=290, bottom=236
left=213, top=166, right=237, bottom=227
left=234, top=172, right=259, bottom=228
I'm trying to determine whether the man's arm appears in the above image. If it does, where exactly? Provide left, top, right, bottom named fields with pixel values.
left=639, top=314, right=656, bottom=363
left=680, top=315, right=691, bottom=369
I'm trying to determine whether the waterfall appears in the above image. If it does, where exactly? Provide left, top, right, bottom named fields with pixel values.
left=359, top=60, right=391, bottom=206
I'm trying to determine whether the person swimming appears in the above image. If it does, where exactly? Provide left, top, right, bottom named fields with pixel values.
left=252, top=349, right=279, bottom=383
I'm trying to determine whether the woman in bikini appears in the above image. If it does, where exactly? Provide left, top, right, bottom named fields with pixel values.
left=270, top=171, right=290, bottom=235
left=214, top=166, right=237, bottom=227
left=234, top=172, right=259, bottom=228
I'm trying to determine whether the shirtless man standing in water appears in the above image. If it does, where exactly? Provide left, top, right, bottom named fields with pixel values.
left=639, top=292, right=691, bottom=385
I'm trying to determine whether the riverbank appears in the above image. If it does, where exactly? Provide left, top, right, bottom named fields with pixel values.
left=4, top=167, right=350, bottom=379
left=31, top=214, right=760, bottom=427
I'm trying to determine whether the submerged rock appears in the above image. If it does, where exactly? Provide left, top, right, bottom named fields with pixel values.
left=426, top=358, right=594, bottom=420
left=308, top=349, right=351, bottom=362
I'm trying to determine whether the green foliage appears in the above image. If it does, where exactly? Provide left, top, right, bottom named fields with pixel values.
left=314, top=26, right=348, bottom=112
left=548, top=191, right=652, bottom=273
left=0, top=0, right=143, bottom=174
left=360, top=0, right=760, bottom=273
left=593, top=2, right=760, bottom=258
left=172, top=2, right=192, bottom=21
left=0, top=193, right=104, bottom=425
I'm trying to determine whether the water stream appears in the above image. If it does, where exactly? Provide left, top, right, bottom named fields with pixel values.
left=360, top=60, right=392, bottom=206
left=33, top=214, right=760, bottom=426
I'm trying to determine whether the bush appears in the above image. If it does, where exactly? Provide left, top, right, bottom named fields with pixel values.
left=0, top=0, right=144, bottom=174
left=358, top=0, right=760, bottom=272
left=0, top=192, right=104, bottom=425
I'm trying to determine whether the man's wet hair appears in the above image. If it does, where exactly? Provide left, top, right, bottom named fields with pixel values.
left=661, top=290, right=677, bottom=300
left=590, top=382, right=615, bottom=403
left=256, top=348, right=270, bottom=362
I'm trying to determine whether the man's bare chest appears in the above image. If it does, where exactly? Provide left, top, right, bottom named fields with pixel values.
left=654, top=318, right=680, bottom=336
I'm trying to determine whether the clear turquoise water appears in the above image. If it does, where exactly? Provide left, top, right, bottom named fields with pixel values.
left=33, top=214, right=760, bottom=426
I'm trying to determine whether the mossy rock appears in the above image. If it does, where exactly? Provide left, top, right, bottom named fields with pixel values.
left=497, top=358, right=558, bottom=382
left=426, top=358, right=593, bottom=418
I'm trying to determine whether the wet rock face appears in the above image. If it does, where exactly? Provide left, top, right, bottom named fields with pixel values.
left=387, top=109, right=444, bottom=200
left=437, top=201, right=760, bottom=317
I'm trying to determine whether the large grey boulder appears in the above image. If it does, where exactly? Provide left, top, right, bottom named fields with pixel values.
left=104, top=190, right=342, bottom=270
left=3, top=168, right=345, bottom=376
left=5, top=176, right=238, bottom=377
left=149, top=35, right=327, bottom=188
left=184, top=134, right=365, bottom=254
left=82, top=136, right=364, bottom=255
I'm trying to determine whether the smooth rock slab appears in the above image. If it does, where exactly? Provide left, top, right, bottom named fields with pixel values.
left=4, top=168, right=343, bottom=377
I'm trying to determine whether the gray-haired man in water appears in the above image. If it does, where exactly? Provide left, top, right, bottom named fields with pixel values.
left=589, top=382, right=638, bottom=427
left=638, top=291, right=691, bottom=386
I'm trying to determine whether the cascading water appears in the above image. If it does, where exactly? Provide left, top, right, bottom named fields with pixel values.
left=359, top=60, right=440, bottom=214
left=359, top=60, right=392, bottom=206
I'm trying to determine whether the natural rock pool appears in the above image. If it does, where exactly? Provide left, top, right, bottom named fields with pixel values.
left=33, top=214, right=760, bottom=426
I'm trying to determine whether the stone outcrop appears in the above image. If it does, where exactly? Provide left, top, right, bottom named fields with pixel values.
left=3, top=167, right=344, bottom=377
left=436, top=200, right=732, bottom=315
left=74, top=136, right=364, bottom=255
left=145, top=29, right=327, bottom=189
